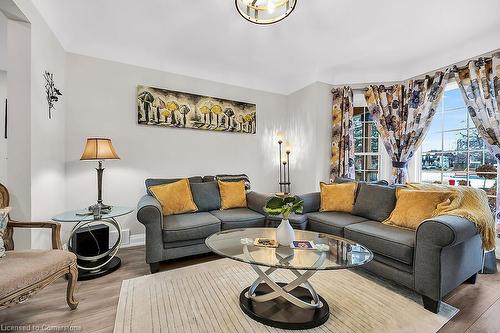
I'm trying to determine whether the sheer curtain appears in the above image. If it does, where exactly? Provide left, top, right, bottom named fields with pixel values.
left=364, top=70, right=450, bottom=184
left=330, top=87, right=355, bottom=180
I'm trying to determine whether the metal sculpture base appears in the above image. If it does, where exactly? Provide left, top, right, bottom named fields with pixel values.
left=67, top=217, right=122, bottom=280
left=239, top=259, right=329, bottom=330
left=77, top=256, right=121, bottom=281
left=240, top=282, right=329, bottom=330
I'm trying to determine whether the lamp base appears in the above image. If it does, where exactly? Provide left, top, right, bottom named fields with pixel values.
left=88, top=203, right=112, bottom=216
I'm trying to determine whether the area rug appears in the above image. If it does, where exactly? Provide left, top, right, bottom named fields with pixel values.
left=113, top=258, right=458, bottom=333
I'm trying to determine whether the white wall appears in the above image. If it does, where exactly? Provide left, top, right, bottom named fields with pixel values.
left=0, top=71, right=6, bottom=183
left=0, top=12, right=6, bottom=71
left=65, top=54, right=287, bottom=237
left=285, top=82, right=333, bottom=193
left=3, top=0, right=67, bottom=248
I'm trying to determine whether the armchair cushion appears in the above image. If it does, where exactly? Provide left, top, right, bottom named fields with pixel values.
left=0, top=250, right=76, bottom=299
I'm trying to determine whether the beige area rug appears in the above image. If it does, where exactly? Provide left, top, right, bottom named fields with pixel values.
left=114, top=258, right=457, bottom=333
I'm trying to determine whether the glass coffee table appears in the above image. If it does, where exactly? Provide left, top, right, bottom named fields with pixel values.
left=205, top=228, right=373, bottom=330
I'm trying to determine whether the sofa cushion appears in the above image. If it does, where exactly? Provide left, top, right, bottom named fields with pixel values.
left=266, top=213, right=308, bottom=230
left=0, top=250, right=76, bottom=299
left=352, top=183, right=396, bottom=222
left=162, top=212, right=221, bottom=243
left=306, top=212, right=368, bottom=236
left=320, top=182, right=357, bottom=213
left=218, top=180, right=247, bottom=209
left=344, top=221, right=415, bottom=265
left=149, top=179, right=198, bottom=216
left=210, top=208, right=265, bottom=230
left=146, top=176, right=203, bottom=195
left=190, top=181, right=221, bottom=212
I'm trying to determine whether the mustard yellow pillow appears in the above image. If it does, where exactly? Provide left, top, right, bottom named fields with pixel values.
left=320, top=182, right=357, bottom=213
left=149, top=179, right=198, bottom=215
left=218, top=180, right=247, bottom=209
left=384, top=188, right=453, bottom=229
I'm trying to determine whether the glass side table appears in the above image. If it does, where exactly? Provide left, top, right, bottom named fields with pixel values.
left=53, top=206, right=133, bottom=280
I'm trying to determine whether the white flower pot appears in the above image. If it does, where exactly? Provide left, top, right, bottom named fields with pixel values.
left=276, top=219, right=295, bottom=246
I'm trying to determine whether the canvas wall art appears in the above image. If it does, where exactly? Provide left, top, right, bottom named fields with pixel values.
left=137, top=85, right=256, bottom=134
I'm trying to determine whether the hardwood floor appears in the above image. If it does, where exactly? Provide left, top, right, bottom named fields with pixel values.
left=0, top=246, right=498, bottom=333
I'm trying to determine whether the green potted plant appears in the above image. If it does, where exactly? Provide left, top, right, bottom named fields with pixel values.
left=264, top=195, right=304, bottom=246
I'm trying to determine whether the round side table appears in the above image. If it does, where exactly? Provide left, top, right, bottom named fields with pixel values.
left=53, top=206, right=133, bottom=280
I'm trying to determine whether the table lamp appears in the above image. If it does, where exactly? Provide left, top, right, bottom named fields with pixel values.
left=80, top=138, right=120, bottom=214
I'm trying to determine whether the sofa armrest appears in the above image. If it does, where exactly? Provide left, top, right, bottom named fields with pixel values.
left=137, top=195, right=164, bottom=264
left=137, top=195, right=163, bottom=227
left=246, top=191, right=273, bottom=215
left=298, top=192, right=320, bottom=214
left=417, top=215, right=479, bottom=247
left=415, top=215, right=483, bottom=302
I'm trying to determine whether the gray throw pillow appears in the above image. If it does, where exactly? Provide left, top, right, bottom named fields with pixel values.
left=0, top=207, right=11, bottom=258
left=145, top=176, right=203, bottom=195
left=352, top=183, right=396, bottom=222
left=190, top=181, right=221, bottom=212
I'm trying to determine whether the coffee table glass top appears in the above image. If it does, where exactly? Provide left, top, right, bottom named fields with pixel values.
left=205, top=228, right=372, bottom=271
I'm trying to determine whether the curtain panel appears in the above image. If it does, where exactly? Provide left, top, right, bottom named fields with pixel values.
left=330, top=87, right=355, bottom=180
left=364, top=70, right=450, bottom=184
left=454, top=52, right=500, bottom=223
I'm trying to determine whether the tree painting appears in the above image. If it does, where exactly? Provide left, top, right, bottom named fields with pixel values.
left=137, top=91, right=154, bottom=123
left=179, top=105, right=191, bottom=127
left=211, top=104, right=223, bottom=128
left=224, top=108, right=235, bottom=130
left=137, top=85, right=256, bottom=134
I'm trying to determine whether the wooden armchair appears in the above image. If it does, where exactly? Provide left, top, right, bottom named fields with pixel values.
left=0, top=184, right=78, bottom=310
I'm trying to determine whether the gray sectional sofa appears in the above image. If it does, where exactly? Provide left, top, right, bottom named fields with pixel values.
left=137, top=176, right=483, bottom=313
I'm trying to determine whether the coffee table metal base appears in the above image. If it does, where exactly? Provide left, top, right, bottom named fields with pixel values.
left=239, top=282, right=330, bottom=330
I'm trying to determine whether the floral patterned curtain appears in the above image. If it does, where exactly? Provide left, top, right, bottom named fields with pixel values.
left=330, top=87, right=355, bottom=180
left=454, top=53, right=500, bottom=223
left=364, top=70, right=450, bottom=184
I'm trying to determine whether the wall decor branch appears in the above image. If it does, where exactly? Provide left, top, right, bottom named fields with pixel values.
left=43, top=71, right=62, bottom=119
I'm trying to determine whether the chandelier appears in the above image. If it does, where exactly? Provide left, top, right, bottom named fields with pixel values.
left=235, top=0, right=297, bottom=25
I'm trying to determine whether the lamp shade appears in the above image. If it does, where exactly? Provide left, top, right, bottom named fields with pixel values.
left=80, top=138, right=120, bottom=161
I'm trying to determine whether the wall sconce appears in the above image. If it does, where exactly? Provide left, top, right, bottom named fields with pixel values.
left=278, top=139, right=291, bottom=194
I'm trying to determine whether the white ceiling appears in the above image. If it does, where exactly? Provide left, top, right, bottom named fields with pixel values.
left=32, top=0, right=500, bottom=95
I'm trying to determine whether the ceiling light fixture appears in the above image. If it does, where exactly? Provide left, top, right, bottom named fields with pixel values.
left=235, top=0, right=297, bottom=25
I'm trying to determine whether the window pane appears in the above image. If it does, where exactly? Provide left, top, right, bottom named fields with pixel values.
left=366, top=156, right=379, bottom=170
left=442, top=152, right=468, bottom=172
left=422, top=153, right=443, bottom=170
left=355, top=171, right=364, bottom=181
left=364, top=138, right=378, bottom=153
left=468, top=129, right=484, bottom=151
left=443, top=130, right=468, bottom=151
left=422, top=171, right=442, bottom=184
left=422, top=132, right=442, bottom=153
left=443, top=108, right=467, bottom=131
left=366, top=172, right=378, bottom=182
left=443, top=89, right=465, bottom=110
left=428, top=111, right=443, bottom=134
left=369, top=123, right=378, bottom=137
left=355, top=155, right=364, bottom=170
left=355, top=138, right=363, bottom=153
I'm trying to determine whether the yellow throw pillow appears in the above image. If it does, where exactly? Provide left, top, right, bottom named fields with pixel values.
left=149, top=179, right=198, bottom=215
left=384, top=188, right=453, bottom=229
left=218, top=180, right=247, bottom=209
left=320, top=182, right=357, bottom=213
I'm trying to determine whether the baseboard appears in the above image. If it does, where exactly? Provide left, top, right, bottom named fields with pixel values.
left=124, top=233, right=145, bottom=248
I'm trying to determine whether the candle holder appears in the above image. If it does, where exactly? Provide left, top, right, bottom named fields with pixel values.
left=277, top=140, right=291, bottom=194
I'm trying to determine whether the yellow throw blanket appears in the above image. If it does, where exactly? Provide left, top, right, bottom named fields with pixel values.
left=407, top=183, right=496, bottom=250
